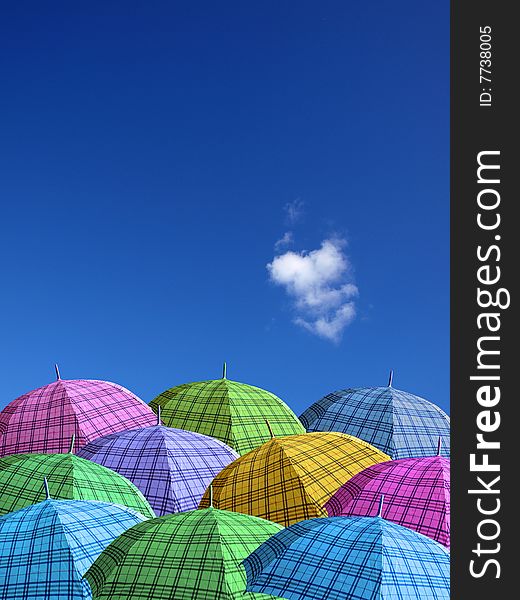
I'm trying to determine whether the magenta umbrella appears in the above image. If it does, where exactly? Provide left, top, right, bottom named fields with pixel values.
left=0, top=365, right=157, bottom=457
left=324, top=441, right=450, bottom=547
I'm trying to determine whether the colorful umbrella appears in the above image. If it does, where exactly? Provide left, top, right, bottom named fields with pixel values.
left=325, top=441, right=450, bottom=547
left=199, top=430, right=389, bottom=526
left=85, top=505, right=283, bottom=599
left=243, top=504, right=450, bottom=600
left=149, top=363, right=305, bottom=456
left=0, top=365, right=157, bottom=456
left=0, top=481, right=147, bottom=600
left=76, top=411, right=239, bottom=516
left=0, top=444, right=155, bottom=517
left=299, top=371, right=450, bottom=459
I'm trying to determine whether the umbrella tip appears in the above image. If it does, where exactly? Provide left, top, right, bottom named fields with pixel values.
left=209, top=484, right=214, bottom=508
left=222, top=362, right=227, bottom=379
left=265, top=419, right=275, bottom=439
left=377, top=494, right=385, bottom=517
left=387, top=369, right=393, bottom=387
left=55, top=364, right=61, bottom=380
left=437, top=436, right=442, bottom=456
left=157, top=405, right=162, bottom=426
left=43, top=477, right=51, bottom=500
left=68, top=434, right=75, bottom=454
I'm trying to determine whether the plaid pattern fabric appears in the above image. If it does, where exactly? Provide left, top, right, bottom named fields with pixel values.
left=77, top=425, right=239, bottom=516
left=199, top=432, right=389, bottom=527
left=85, top=507, right=283, bottom=599
left=0, top=499, right=146, bottom=600
left=0, top=379, right=157, bottom=456
left=243, top=516, right=450, bottom=600
left=300, top=386, right=450, bottom=459
left=325, top=456, right=451, bottom=547
left=150, top=378, right=305, bottom=456
left=0, top=453, right=155, bottom=518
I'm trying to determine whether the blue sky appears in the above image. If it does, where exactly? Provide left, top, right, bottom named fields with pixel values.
left=0, top=2, right=449, bottom=415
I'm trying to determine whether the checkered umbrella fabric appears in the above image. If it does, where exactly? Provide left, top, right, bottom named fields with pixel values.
left=85, top=507, right=283, bottom=599
left=0, top=498, right=146, bottom=600
left=243, top=515, right=450, bottom=600
left=299, top=382, right=450, bottom=459
left=325, top=455, right=451, bottom=547
left=77, top=423, right=239, bottom=516
left=0, top=371, right=157, bottom=456
left=0, top=452, right=155, bottom=517
left=149, top=367, right=305, bottom=456
left=199, top=432, right=389, bottom=527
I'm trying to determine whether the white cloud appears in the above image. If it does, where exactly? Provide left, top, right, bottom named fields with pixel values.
left=274, top=231, right=294, bottom=250
left=267, top=239, right=358, bottom=343
left=284, top=198, right=305, bottom=225
left=295, top=304, right=356, bottom=342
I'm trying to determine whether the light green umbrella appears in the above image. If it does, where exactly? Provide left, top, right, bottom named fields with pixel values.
left=149, top=363, right=305, bottom=455
left=85, top=504, right=283, bottom=599
left=0, top=438, right=155, bottom=517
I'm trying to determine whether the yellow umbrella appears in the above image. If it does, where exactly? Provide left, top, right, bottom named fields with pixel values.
left=199, top=429, right=389, bottom=527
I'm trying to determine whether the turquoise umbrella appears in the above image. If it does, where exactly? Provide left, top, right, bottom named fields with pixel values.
left=243, top=498, right=450, bottom=600
left=0, top=479, right=147, bottom=600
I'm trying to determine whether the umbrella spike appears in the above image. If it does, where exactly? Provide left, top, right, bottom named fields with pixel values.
left=209, top=484, right=213, bottom=508
left=377, top=494, right=385, bottom=517
left=43, top=477, right=51, bottom=500
left=437, top=436, right=442, bottom=456
left=157, top=405, right=161, bottom=426
left=387, top=370, right=393, bottom=387
left=222, top=362, right=227, bottom=379
left=265, top=419, right=275, bottom=439
left=55, top=364, right=61, bottom=380
left=68, top=434, right=75, bottom=454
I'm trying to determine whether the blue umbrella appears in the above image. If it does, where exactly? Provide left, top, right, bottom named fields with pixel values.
left=299, top=371, right=450, bottom=459
left=0, top=479, right=147, bottom=600
left=243, top=498, right=450, bottom=600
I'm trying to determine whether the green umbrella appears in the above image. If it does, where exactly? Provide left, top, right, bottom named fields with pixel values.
left=0, top=438, right=155, bottom=517
left=85, top=504, right=284, bottom=599
left=149, top=363, right=305, bottom=455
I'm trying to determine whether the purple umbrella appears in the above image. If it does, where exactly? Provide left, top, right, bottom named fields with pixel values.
left=77, top=409, right=239, bottom=516
left=324, top=440, right=450, bottom=547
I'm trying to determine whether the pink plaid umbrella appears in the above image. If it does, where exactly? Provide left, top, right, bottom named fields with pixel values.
left=324, top=440, right=450, bottom=547
left=0, top=365, right=157, bottom=457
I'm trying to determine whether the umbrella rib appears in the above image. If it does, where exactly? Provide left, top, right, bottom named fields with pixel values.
left=276, top=444, right=329, bottom=518
left=210, top=509, right=253, bottom=600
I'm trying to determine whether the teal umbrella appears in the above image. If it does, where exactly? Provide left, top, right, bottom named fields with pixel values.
left=0, top=479, right=147, bottom=600
left=244, top=500, right=450, bottom=600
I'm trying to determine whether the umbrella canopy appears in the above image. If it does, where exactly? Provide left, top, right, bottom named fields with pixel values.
left=76, top=414, right=239, bottom=516
left=149, top=363, right=305, bottom=456
left=325, top=447, right=450, bottom=547
left=243, top=512, right=450, bottom=600
left=299, top=371, right=450, bottom=459
left=0, top=448, right=155, bottom=517
left=0, top=490, right=146, bottom=600
left=85, top=506, right=283, bottom=600
left=199, top=431, right=389, bottom=526
left=0, top=365, right=157, bottom=456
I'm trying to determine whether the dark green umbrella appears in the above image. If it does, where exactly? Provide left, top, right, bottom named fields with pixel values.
left=0, top=439, right=155, bottom=517
left=85, top=504, right=283, bottom=599
left=149, top=363, right=304, bottom=455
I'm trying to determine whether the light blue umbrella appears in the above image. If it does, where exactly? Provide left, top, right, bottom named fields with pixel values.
left=243, top=498, right=450, bottom=600
left=0, top=479, right=147, bottom=600
left=299, top=371, right=450, bottom=459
